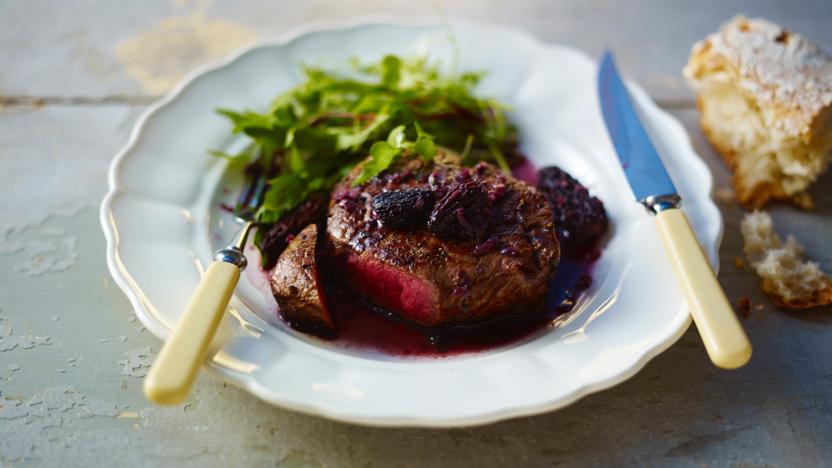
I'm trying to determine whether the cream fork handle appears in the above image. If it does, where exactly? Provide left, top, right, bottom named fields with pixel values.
left=143, top=261, right=240, bottom=405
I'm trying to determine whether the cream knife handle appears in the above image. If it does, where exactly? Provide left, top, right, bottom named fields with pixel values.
left=144, top=261, right=240, bottom=405
left=655, top=208, right=752, bottom=369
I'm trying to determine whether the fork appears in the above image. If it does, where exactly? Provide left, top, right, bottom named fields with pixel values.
left=143, top=171, right=266, bottom=405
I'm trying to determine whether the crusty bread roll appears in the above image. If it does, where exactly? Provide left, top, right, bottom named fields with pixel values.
left=684, top=16, right=832, bottom=209
left=740, top=211, right=831, bottom=308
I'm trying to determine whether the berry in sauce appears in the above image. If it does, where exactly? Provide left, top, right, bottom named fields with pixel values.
left=428, top=180, right=492, bottom=240
left=537, top=166, right=608, bottom=253
left=371, top=189, right=436, bottom=230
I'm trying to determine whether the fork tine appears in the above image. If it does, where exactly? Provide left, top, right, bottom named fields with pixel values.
left=235, top=174, right=258, bottom=214
left=245, top=175, right=268, bottom=220
left=234, top=150, right=270, bottom=221
left=234, top=175, right=263, bottom=221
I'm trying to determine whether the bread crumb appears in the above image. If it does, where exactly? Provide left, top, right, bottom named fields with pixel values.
left=734, top=256, right=746, bottom=269
left=740, top=211, right=832, bottom=308
left=791, top=192, right=815, bottom=210
left=737, top=297, right=752, bottom=319
left=715, top=187, right=736, bottom=204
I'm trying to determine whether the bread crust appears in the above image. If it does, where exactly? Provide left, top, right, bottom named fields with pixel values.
left=765, top=280, right=832, bottom=309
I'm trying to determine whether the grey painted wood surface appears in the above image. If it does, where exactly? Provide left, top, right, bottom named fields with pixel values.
left=1, top=1, right=831, bottom=466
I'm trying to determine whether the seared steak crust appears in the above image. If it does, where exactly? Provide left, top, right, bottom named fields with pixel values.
left=326, top=153, right=559, bottom=327
left=270, top=224, right=334, bottom=338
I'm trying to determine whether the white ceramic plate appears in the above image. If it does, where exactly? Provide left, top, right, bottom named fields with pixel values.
left=101, top=19, right=721, bottom=427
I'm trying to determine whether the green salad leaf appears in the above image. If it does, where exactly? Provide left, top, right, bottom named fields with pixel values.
left=355, top=140, right=401, bottom=186
left=213, top=54, right=520, bottom=262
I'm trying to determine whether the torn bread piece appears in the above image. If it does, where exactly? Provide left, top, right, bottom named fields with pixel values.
left=684, top=16, right=832, bottom=209
left=740, top=211, right=832, bottom=308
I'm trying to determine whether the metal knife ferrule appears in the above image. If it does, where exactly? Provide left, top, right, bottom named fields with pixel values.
left=640, top=194, right=682, bottom=215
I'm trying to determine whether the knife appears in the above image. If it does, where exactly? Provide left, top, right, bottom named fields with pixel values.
left=598, top=51, right=752, bottom=369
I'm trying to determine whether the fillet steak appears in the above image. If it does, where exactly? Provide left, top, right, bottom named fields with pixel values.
left=327, top=152, right=560, bottom=327
left=270, top=224, right=334, bottom=338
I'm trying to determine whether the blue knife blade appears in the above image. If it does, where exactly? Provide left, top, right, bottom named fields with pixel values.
left=598, top=51, right=678, bottom=205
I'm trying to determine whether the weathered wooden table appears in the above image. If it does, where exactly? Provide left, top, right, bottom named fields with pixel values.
left=2, top=1, right=831, bottom=466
